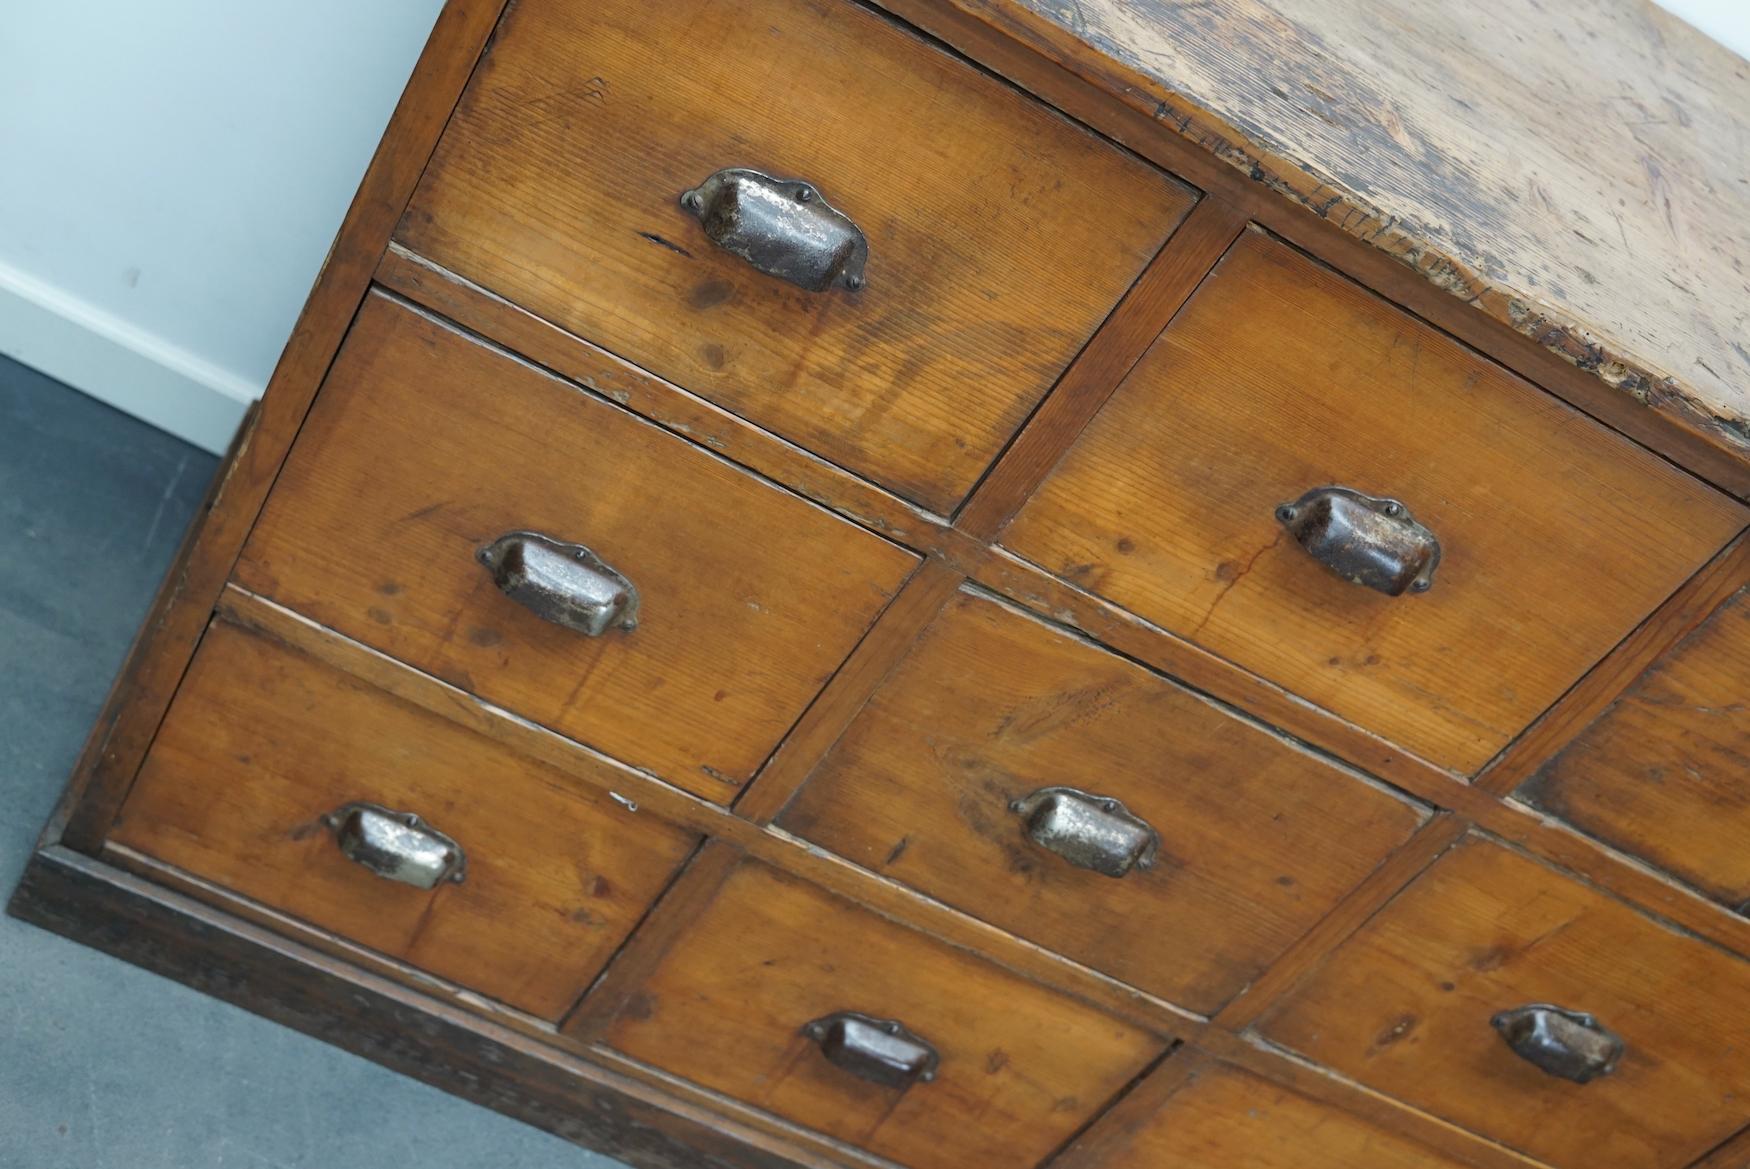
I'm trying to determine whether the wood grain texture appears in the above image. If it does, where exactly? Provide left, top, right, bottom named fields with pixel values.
left=7, top=846, right=866, bottom=1169
left=966, top=545, right=1477, bottom=808
left=102, top=841, right=571, bottom=1033
left=109, top=616, right=699, bottom=1020
left=1518, top=582, right=1750, bottom=909
left=113, top=801, right=1166, bottom=1169
left=1197, top=1036, right=1552, bottom=1169
left=735, top=559, right=965, bottom=825
left=962, top=560, right=1750, bottom=1007
left=1476, top=532, right=1750, bottom=796
left=602, top=860, right=1163, bottom=1169
left=874, top=0, right=1750, bottom=504
left=55, top=0, right=510, bottom=852
left=952, top=195, right=1250, bottom=538
left=937, top=0, right=1750, bottom=466
left=235, top=293, right=916, bottom=802
left=1047, top=1048, right=1205, bottom=1169
left=1108, top=1062, right=1475, bottom=1169
left=562, top=840, right=743, bottom=1043
left=1692, top=1124, right=1750, bottom=1169
left=218, top=587, right=1200, bottom=1038
left=1258, top=835, right=1750, bottom=1169
left=1063, top=1039, right=1552, bottom=1169
left=779, top=588, right=1426, bottom=1015
left=398, top=0, right=1193, bottom=512
left=1003, top=229, right=1747, bottom=773
left=1463, top=791, right=1750, bottom=984
left=968, top=545, right=1750, bottom=980
left=375, top=245, right=970, bottom=559
left=1210, top=812, right=1467, bottom=1031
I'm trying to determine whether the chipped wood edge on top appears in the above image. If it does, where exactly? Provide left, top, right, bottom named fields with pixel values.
left=930, top=0, right=1750, bottom=461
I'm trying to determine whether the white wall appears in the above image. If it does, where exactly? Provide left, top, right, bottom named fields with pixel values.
left=0, top=1, right=1743, bottom=456
left=0, top=0, right=445, bottom=453
left=1665, top=0, right=1750, bottom=58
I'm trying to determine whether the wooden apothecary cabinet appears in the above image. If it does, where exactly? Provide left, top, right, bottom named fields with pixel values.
left=16, top=2, right=1750, bottom=1167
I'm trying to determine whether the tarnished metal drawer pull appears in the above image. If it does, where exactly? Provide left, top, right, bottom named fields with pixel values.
left=1491, top=1004, right=1624, bottom=1084
left=1009, top=786, right=1161, bottom=879
left=478, top=531, right=639, bottom=637
left=1275, top=486, right=1441, bottom=596
left=322, top=802, right=466, bottom=890
left=802, top=1012, right=939, bottom=1089
left=679, top=168, right=868, bottom=293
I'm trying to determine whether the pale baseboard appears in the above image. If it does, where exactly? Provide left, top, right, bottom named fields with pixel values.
left=0, top=259, right=257, bottom=455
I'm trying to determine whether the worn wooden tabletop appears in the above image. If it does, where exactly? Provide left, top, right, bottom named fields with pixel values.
left=973, top=0, right=1750, bottom=457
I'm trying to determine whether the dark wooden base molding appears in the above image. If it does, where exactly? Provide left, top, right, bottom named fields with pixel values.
left=6, top=845, right=872, bottom=1169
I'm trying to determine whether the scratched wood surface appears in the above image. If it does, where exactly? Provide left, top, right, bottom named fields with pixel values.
left=600, top=860, right=1163, bottom=1169
left=1105, top=1062, right=1477, bottom=1169
left=110, top=616, right=701, bottom=1020
left=235, top=294, right=918, bottom=803
left=778, top=588, right=1426, bottom=1015
left=1258, top=835, right=1750, bottom=1169
left=959, top=0, right=1750, bottom=462
left=1003, top=229, right=1747, bottom=774
left=1519, top=584, right=1750, bottom=909
left=400, top=0, right=1194, bottom=513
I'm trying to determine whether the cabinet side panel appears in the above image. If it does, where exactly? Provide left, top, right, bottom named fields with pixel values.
left=51, top=0, right=511, bottom=852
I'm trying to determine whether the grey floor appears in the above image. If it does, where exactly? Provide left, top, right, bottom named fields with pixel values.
left=0, top=355, right=621, bottom=1168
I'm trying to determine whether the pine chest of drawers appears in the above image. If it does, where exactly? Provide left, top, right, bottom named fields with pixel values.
left=16, top=2, right=1750, bottom=1167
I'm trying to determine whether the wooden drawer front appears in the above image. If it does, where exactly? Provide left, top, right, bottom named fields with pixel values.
left=1122, top=1064, right=1473, bottom=1169
left=778, top=589, right=1425, bottom=1014
left=1003, top=230, right=1747, bottom=773
left=1256, top=836, right=1750, bottom=1169
left=109, top=617, right=700, bottom=1020
left=1520, top=585, right=1750, bottom=909
left=601, top=861, right=1162, bottom=1169
left=235, top=294, right=917, bottom=803
left=397, top=0, right=1193, bottom=513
